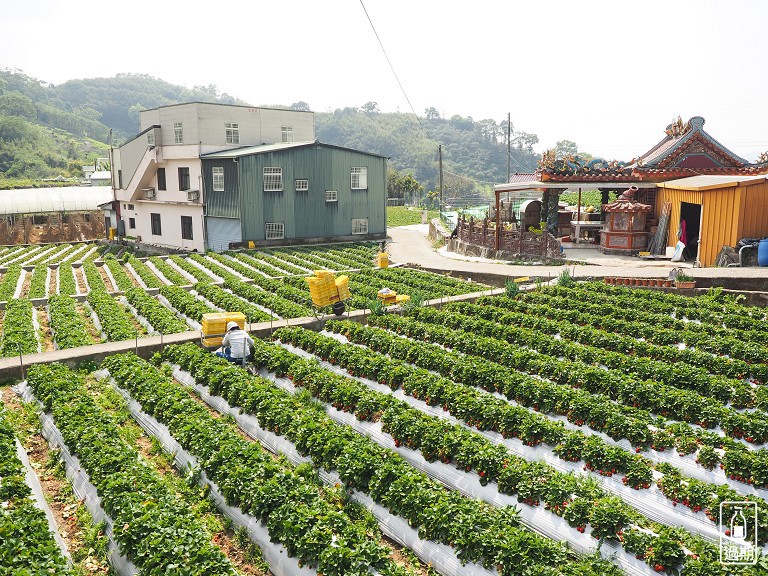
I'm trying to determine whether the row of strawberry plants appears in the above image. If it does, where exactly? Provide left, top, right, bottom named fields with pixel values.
left=0, top=245, right=24, bottom=264
left=124, top=255, right=164, bottom=288
left=103, top=254, right=135, bottom=291
left=230, top=250, right=308, bottom=276
left=360, top=313, right=768, bottom=489
left=148, top=256, right=189, bottom=285
left=254, top=249, right=320, bottom=273
left=574, top=283, right=768, bottom=334
left=193, top=282, right=274, bottom=323
left=102, top=352, right=410, bottom=576
left=252, top=332, right=722, bottom=575
left=84, top=262, right=140, bottom=341
left=225, top=277, right=311, bottom=319
left=300, top=246, right=373, bottom=269
left=124, top=286, right=189, bottom=334
left=462, top=298, right=767, bottom=393
left=185, top=255, right=313, bottom=317
left=402, top=306, right=768, bottom=445
left=28, top=263, right=49, bottom=299
left=511, top=291, right=767, bottom=367
left=25, top=362, right=238, bottom=575
left=194, top=254, right=316, bottom=308
left=318, top=320, right=768, bottom=531
left=159, top=285, right=217, bottom=322
left=59, top=243, right=94, bottom=265
left=0, top=299, right=38, bottom=357
left=257, top=329, right=728, bottom=573
left=48, top=294, right=93, bottom=348
left=158, top=343, right=617, bottom=576
left=225, top=251, right=292, bottom=277
left=0, top=263, right=22, bottom=301
left=169, top=255, right=217, bottom=283
left=23, top=244, right=58, bottom=266
left=57, top=265, right=76, bottom=296
left=354, top=267, right=487, bottom=295
left=0, top=404, right=71, bottom=574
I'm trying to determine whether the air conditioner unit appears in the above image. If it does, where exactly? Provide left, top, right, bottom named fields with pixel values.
left=187, top=190, right=199, bottom=202
left=142, top=188, right=156, bottom=199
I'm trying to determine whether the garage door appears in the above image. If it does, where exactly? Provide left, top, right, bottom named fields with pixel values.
left=206, top=217, right=242, bottom=252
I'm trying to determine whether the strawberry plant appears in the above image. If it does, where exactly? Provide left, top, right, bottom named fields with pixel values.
left=48, top=294, right=92, bottom=348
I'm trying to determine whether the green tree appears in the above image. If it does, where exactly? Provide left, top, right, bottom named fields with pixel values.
left=291, top=101, right=311, bottom=111
left=554, top=139, right=579, bottom=159
left=0, top=91, right=37, bottom=120
left=424, top=107, right=440, bottom=120
left=360, top=101, right=379, bottom=114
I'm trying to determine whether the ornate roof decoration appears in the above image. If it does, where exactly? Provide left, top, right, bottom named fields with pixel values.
left=534, top=116, right=768, bottom=183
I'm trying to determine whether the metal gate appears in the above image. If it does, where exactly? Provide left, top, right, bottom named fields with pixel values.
left=205, top=217, right=242, bottom=252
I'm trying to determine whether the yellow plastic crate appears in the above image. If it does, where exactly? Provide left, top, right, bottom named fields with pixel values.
left=201, top=312, right=246, bottom=347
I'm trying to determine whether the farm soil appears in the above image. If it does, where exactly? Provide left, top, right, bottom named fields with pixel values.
left=97, top=266, right=114, bottom=292
left=36, top=308, right=55, bottom=352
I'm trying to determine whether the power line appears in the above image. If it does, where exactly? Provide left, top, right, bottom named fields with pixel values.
left=358, top=0, right=438, bottom=147
left=359, top=0, right=536, bottom=184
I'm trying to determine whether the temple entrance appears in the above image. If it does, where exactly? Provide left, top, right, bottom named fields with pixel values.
left=679, top=201, right=701, bottom=261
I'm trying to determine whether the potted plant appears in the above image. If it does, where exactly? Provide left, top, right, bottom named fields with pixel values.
left=675, top=271, right=696, bottom=289
left=662, top=279, right=672, bottom=287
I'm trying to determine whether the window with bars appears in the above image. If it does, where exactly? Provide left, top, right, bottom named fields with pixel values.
left=352, top=218, right=368, bottom=235
left=174, top=122, right=183, bottom=144
left=181, top=216, right=193, bottom=240
left=178, top=167, right=190, bottom=191
left=157, top=168, right=166, bottom=190
left=351, top=167, right=368, bottom=190
left=281, top=126, right=293, bottom=142
left=263, top=167, right=283, bottom=191
left=295, top=179, right=309, bottom=192
left=151, top=213, right=162, bottom=236
left=129, top=218, right=136, bottom=229
left=212, top=167, right=224, bottom=191
left=225, top=123, right=239, bottom=144
left=265, top=222, right=285, bottom=240
left=147, top=131, right=155, bottom=146
left=325, top=190, right=338, bottom=202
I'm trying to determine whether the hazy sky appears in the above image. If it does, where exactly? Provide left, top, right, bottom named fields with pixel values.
left=5, top=0, right=768, bottom=162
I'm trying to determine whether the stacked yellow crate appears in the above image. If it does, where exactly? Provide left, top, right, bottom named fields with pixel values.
left=201, top=312, right=246, bottom=347
left=305, top=270, right=344, bottom=306
left=335, top=275, right=350, bottom=301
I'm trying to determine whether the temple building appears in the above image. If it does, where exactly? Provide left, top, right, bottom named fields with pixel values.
left=490, top=116, right=768, bottom=265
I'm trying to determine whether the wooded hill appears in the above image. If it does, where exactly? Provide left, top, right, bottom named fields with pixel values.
left=0, top=69, right=538, bottom=198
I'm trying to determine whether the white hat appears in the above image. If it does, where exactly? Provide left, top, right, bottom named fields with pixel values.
left=226, top=321, right=239, bottom=331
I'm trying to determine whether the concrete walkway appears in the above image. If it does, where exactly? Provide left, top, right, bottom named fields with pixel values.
left=386, top=224, right=768, bottom=283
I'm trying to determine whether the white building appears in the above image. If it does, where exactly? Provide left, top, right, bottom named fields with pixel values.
left=109, top=102, right=314, bottom=252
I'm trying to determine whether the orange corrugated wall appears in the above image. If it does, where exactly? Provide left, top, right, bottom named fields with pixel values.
left=655, top=188, right=703, bottom=255
left=739, top=181, right=768, bottom=240
left=657, top=182, right=768, bottom=266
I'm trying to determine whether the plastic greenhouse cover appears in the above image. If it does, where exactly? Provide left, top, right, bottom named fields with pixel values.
left=30, top=303, right=42, bottom=353
left=15, top=383, right=139, bottom=576
left=280, top=342, right=727, bottom=546
left=169, top=366, right=498, bottom=576
left=96, top=372, right=316, bottom=576
left=257, top=358, right=659, bottom=576
left=15, top=437, right=72, bottom=563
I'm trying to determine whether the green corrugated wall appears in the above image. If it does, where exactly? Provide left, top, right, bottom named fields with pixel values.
left=237, top=144, right=386, bottom=241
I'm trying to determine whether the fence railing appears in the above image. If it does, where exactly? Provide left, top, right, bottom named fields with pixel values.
left=455, top=214, right=560, bottom=260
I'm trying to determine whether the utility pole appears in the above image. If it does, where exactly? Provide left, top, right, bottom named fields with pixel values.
left=438, top=144, right=443, bottom=215
left=506, top=113, right=511, bottom=182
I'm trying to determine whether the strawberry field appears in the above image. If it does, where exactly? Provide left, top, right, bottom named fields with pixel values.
left=3, top=245, right=768, bottom=575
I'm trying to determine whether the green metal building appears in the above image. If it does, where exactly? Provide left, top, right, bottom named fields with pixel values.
left=201, top=141, right=387, bottom=250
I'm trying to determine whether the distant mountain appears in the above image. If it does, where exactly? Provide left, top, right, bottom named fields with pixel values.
left=0, top=69, right=538, bottom=197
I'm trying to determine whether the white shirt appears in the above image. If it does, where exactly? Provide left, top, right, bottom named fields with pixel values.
left=222, top=328, right=254, bottom=359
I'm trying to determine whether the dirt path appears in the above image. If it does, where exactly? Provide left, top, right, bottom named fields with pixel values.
left=97, top=266, right=114, bottom=292
left=20, top=270, right=32, bottom=298
left=73, top=266, right=88, bottom=294
left=48, top=267, right=57, bottom=295
left=36, top=308, right=55, bottom=352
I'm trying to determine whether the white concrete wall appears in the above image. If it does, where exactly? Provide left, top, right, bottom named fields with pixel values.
left=129, top=202, right=205, bottom=253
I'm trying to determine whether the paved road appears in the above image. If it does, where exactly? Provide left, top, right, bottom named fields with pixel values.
left=386, top=225, right=768, bottom=281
